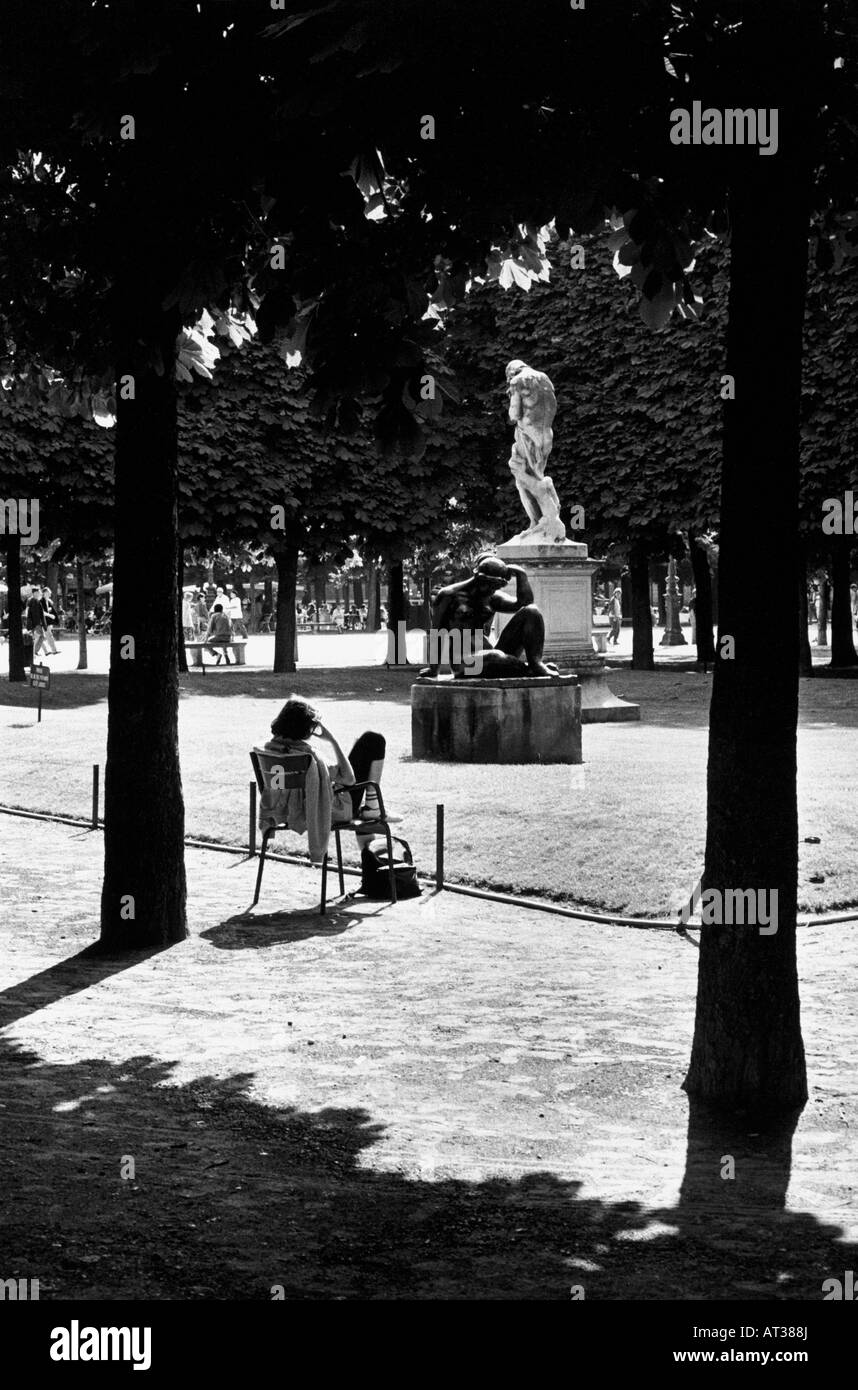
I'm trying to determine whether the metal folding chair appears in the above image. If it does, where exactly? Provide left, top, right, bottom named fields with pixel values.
left=249, top=750, right=397, bottom=914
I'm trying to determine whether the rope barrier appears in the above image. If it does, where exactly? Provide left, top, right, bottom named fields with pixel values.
left=0, top=800, right=854, bottom=931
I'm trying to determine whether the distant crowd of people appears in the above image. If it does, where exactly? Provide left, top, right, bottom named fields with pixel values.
left=182, top=585, right=249, bottom=665
left=297, top=600, right=381, bottom=631
left=808, top=580, right=858, bottom=626
left=3, top=574, right=408, bottom=661
left=178, top=588, right=383, bottom=662
left=0, top=585, right=112, bottom=656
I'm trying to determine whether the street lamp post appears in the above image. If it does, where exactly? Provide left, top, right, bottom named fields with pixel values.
left=660, top=557, right=687, bottom=646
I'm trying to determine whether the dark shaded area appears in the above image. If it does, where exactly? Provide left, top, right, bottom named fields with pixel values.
left=0, top=1032, right=852, bottom=1300
left=178, top=667, right=416, bottom=705
left=2, top=534, right=26, bottom=682
left=629, top=542, right=654, bottom=671
left=605, top=668, right=858, bottom=730
left=0, top=671, right=109, bottom=710
left=201, top=897, right=386, bottom=951
left=829, top=540, right=858, bottom=669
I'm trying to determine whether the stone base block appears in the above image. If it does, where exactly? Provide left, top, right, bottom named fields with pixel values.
left=578, top=670, right=640, bottom=723
left=411, top=675, right=582, bottom=763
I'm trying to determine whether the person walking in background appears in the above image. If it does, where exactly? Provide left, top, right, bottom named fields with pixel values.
left=195, top=591, right=209, bottom=636
left=259, top=596, right=273, bottom=633
left=607, top=586, right=622, bottom=646
left=40, top=586, right=59, bottom=653
left=851, top=583, right=858, bottom=629
left=227, top=585, right=247, bottom=638
left=26, top=587, right=51, bottom=657
left=181, top=590, right=195, bottom=641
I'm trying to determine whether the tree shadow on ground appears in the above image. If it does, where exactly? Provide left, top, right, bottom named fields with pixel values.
left=0, top=945, right=170, bottom=1029
left=0, top=673, right=109, bottom=711
left=0, top=1036, right=851, bottom=1300
left=178, top=668, right=414, bottom=706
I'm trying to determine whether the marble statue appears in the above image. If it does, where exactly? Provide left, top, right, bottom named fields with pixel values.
left=419, top=552, right=559, bottom=679
left=505, top=359, right=567, bottom=544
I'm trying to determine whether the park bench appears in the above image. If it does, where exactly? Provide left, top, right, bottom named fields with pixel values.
left=185, top=638, right=247, bottom=672
left=298, top=621, right=341, bottom=633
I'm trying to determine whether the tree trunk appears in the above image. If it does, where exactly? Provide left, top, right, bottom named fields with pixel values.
left=422, top=571, right=433, bottom=629
left=654, top=561, right=668, bottom=625
left=684, top=18, right=811, bottom=1113
left=75, top=559, right=88, bottom=671
left=5, top=536, right=26, bottom=681
left=352, top=574, right=364, bottom=608
left=387, top=558, right=406, bottom=661
left=272, top=532, right=299, bottom=674
left=100, top=309, right=187, bottom=950
left=176, top=540, right=188, bottom=674
left=798, top=542, right=812, bottom=676
left=620, top=570, right=632, bottom=626
left=688, top=531, right=716, bottom=669
left=829, top=540, right=857, bottom=668
left=366, top=559, right=380, bottom=630
left=629, top=542, right=654, bottom=670
left=709, top=547, right=719, bottom=628
left=815, top=572, right=830, bottom=646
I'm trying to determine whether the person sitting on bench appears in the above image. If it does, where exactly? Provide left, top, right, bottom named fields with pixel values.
left=203, top=603, right=234, bottom=664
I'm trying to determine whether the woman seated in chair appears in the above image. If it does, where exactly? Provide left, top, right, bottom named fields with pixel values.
left=259, top=697, right=395, bottom=859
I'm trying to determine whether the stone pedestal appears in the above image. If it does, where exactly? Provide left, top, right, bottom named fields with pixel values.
left=494, top=539, right=640, bottom=723
left=411, top=675, right=582, bottom=764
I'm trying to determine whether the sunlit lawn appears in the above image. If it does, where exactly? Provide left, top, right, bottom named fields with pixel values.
left=1, top=665, right=856, bottom=917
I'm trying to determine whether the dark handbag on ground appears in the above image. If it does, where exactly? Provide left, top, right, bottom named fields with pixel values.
left=360, top=836, right=421, bottom=900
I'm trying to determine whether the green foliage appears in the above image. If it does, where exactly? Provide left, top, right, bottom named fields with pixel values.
left=801, top=253, right=858, bottom=545
left=439, top=233, right=727, bottom=558
left=177, top=333, right=496, bottom=568
left=438, top=230, right=858, bottom=560
left=0, top=383, right=113, bottom=560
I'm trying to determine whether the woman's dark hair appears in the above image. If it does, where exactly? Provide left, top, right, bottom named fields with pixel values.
left=213, top=603, right=223, bottom=613
left=271, top=697, right=318, bottom=742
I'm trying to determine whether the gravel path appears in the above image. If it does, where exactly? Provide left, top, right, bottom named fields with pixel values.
left=1, top=815, right=856, bottom=1299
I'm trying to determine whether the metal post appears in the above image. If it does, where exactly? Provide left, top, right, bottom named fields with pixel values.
left=659, top=556, right=687, bottom=646
left=436, top=803, right=444, bottom=891
left=91, top=764, right=99, bottom=828
left=37, top=690, right=43, bottom=724
left=249, top=781, right=257, bottom=857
